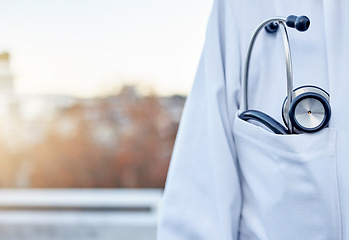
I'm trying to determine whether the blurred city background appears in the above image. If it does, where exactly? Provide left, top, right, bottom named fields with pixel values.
left=0, top=0, right=213, bottom=239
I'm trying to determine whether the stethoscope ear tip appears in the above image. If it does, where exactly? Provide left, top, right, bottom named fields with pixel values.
left=286, top=15, right=310, bottom=32
left=265, top=22, right=279, bottom=33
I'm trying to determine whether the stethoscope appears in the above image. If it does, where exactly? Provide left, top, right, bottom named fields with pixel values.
left=239, top=15, right=331, bottom=135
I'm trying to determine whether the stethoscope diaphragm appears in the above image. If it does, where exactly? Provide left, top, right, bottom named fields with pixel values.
left=283, top=86, right=331, bottom=133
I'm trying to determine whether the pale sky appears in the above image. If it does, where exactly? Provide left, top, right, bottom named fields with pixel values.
left=0, top=0, right=213, bottom=97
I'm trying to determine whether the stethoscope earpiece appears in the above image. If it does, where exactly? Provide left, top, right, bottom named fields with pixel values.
left=265, top=22, right=279, bottom=33
left=239, top=15, right=331, bottom=135
left=286, top=15, right=310, bottom=32
left=265, top=15, right=310, bottom=34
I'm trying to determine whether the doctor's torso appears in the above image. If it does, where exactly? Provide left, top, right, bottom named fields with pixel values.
left=233, top=0, right=348, bottom=239
left=158, top=1, right=349, bottom=239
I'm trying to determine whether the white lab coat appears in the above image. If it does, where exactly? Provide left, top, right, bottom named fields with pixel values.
left=158, top=0, right=348, bottom=239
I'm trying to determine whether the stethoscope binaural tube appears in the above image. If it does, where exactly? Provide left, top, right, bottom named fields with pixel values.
left=241, top=17, right=295, bottom=132
left=241, top=17, right=287, bottom=111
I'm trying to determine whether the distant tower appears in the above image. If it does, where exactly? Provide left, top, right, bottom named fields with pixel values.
left=0, top=52, right=14, bottom=95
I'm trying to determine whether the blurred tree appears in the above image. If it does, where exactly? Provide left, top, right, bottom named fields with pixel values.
left=115, top=95, right=178, bottom=188
left=30, top=103, right=118, bottom=188
left=26, top=88, right=182, bottom=188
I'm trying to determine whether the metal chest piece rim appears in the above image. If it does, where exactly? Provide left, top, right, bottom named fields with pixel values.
left=282, top=85, right=331, bottom=133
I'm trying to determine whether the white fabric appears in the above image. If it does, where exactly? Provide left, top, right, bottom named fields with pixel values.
left=158, top=0, right=347, bottom=239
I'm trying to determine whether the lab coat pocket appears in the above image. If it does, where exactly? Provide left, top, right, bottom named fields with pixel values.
left=233, top=114, right=340, bottom=240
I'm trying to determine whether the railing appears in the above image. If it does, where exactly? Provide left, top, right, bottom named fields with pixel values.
left=0, top=189, right=163, bottom=240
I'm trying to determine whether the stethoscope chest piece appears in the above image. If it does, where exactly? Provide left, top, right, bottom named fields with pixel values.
left=282, top=86, right=331, bottom=133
